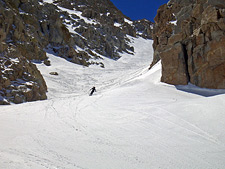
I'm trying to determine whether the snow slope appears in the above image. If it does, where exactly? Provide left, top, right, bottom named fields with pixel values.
left=1, top=37, right=225, bottom=169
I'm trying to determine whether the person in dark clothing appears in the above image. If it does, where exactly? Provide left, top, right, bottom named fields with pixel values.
left=89, top=86, right=96, bottom=96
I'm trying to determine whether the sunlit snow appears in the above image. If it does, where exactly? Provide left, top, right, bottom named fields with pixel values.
left=170, top=20, right=177, bottom=25
left=124, top=18, right=133, bottom=25
left=58, top=6, right=98, bottom=25
left=114, top=22, right=122, bottom=27
left=0, top=37, right=225, bottom=169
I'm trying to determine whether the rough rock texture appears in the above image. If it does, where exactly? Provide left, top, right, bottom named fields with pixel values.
left=0, top=0, right=153, bottom=104
left=151, top=0, right=225, bottom=89
left=134, top=19, right=154, bottom=39
left=53, top=0, right=153, bottom=61
left=0, top=52, right=47, bottom=104
left=0, top=0, right=47, bottom=104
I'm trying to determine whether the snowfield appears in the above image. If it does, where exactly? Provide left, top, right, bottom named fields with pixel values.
left=1, top=37, right=225, bottom=169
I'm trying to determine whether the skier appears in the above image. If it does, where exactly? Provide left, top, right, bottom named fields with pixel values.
left=89, top=86, right=96, bottom=96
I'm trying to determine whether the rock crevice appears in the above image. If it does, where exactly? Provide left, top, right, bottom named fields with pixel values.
left=182, top=43, right=190, bottom=82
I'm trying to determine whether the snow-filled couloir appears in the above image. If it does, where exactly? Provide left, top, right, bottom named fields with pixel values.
left=0, top=37, right=225, bottom=169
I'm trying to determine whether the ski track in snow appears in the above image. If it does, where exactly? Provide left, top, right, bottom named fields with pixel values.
left=1, top=37, right=225, bottom=169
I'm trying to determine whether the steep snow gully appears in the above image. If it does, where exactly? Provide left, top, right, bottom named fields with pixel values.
left=1, top=37, right=225, bottom=169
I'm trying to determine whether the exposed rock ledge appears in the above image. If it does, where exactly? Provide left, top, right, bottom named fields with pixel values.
left=151, top=0, right=225, bottom=89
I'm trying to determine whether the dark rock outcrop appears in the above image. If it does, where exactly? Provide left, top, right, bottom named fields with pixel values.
left=0, top=52, right=47, bottom=104
left=0, top=0, right=47, bottom=104
left=151, top=0, right=225, bottom=89
left=53, top=0, right=153, bottom=61
left=133, top=19, right=154, bottom=39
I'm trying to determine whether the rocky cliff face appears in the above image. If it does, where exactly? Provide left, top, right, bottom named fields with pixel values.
left=0, top=0, right=48, bottom=104
left=151, top=0, right=225, bottom=89
left=0, top=0, right=153, bottom=104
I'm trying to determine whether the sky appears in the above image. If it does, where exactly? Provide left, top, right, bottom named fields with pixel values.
left=110, top=0, right=169, bottom=22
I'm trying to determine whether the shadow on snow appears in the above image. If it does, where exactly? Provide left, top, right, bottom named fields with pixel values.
left=176, top=83, right=225, bottom=97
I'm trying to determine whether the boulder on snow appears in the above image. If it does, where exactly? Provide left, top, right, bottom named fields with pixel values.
left=44, top=59, right=51, bottom=66
left=49, top=72, right=59, bottom=76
